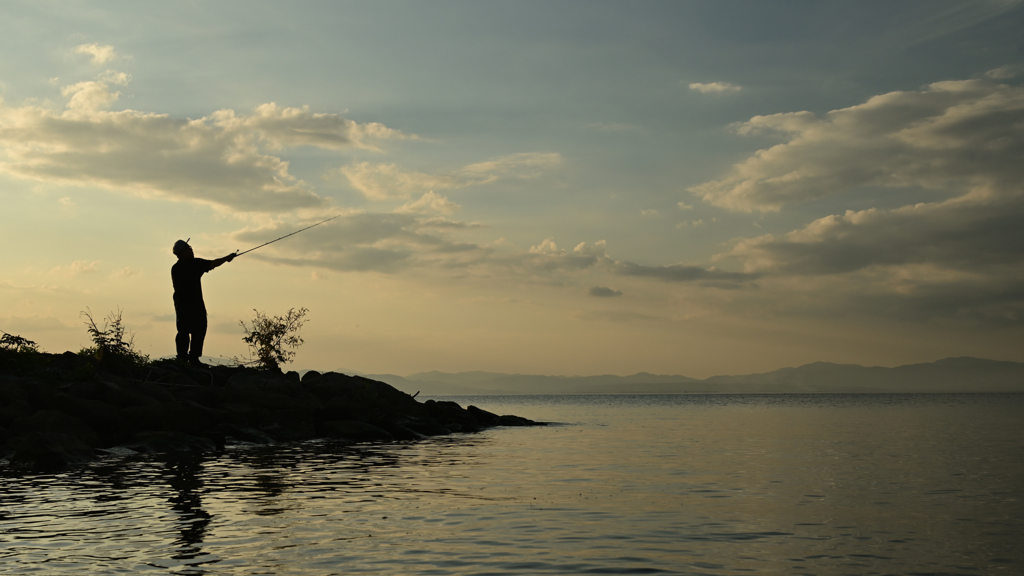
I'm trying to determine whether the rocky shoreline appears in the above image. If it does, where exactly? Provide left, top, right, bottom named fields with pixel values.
left=0, top=351, right=544, bottom=471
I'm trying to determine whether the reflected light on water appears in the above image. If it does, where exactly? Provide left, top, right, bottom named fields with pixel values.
left=1, top=394, right=1022, bottom=574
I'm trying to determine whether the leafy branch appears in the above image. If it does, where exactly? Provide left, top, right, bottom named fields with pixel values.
left=79, top=308, right=149, bottom=370
left=0, top=331, right=40, bottom=354
left=234, top=307, right=308, bottom=370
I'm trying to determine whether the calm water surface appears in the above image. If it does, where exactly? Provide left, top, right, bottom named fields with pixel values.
left=2, top=394, right=1022, bottom=575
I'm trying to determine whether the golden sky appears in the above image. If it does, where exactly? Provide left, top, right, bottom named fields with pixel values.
left=2, top=1, right=1023, bottom=377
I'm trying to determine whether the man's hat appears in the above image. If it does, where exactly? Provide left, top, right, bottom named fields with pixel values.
left=172, top=239, right=191, bottom=255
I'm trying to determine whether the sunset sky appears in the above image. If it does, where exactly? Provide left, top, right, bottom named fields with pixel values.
left=2, top=1, right=1022, bottom=377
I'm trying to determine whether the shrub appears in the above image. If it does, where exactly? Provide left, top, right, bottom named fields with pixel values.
left=79, top=308, right=150, bottom=370
left=235, top=307, right=308, bottom=370
left=0, top=331, right=40, bottom=354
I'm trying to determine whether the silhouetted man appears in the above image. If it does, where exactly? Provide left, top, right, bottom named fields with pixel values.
left=171, top=239, right=235, bottom=366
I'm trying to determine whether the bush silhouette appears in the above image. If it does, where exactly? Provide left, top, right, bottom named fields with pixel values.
left=1, top=331, right=40, bottom=354
left=235, top=307, right=308, bottom=370
left=79, top=308, right=149, bottom=372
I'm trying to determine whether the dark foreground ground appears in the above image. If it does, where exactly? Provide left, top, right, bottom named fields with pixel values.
left=0, top=350, right=543, bottom=471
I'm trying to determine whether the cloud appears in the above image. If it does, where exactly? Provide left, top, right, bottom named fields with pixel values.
left=395, top=191, right=461, bottom=215
left=224, top=209, right=757, bottom=308
left=498, top=238, right=749, bottom=288
left=513, top=239, right=608, bottom=273
left=61, top=80, right=123, bottom=110
left=640, top=209, right=659, bottom=217
left=98, top=70, right=132, bottom=86
left=578, top=309, right=663, bottom=323
left=675, top=219, right=704, bottom=228
left=0, top=315, right=73, bottom=333
left=50, top=260, right=100, bottom=276
left=230, top=212, right=489, bottom=274
left=341, top=152, right=562, bottom=200
left=726, top=199, right=1024, bottom=276
left=689, top=82, right=742, bottom=94
left=589, top=286, right=623, bottom=297
left=613, top=261, right=756, bottom=287
left=210, top=103, right=411, bottom=151
left=716, top=193, right=1024, bottom=324
left=205, top=172, right=755, bottom=291
left=689, top=78, right=1024, bottom=212
left=985, top=65, right=1021, bottom=80
left=75, top=43, right=117, bottom=65
left=113, top=267, right=141, bottom=278
left=342, top=163, right=461, bottom=200
left=0, top=78, right=409, bottom=213
left=695, top=74, right=1024, bottom=323
left=586, top=122, right=642, bottom=132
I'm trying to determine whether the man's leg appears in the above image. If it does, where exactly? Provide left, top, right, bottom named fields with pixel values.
left=188, top=314, right=208, bottom=362
left=175, top=314, right=191, bottom=360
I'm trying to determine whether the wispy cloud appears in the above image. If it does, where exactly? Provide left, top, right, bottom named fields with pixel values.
left=690, top=78, right=1024, bottom=212
left=230, top=212, right=488, bottom=274
left=395, top=191, right=462, bottom=215
left=589, top=286, right=623, bottom=297
left=50, top=260, right=100, bottom=276
left=340, top=152, right=562, bottom=200
left=689, top=82, right=742, bottom=94
left=75, top=43, right=117, bottom=65
left=985, top=65, right=1022, bottom=79
left=613, top=261, right=755, bottom=286
left=586, top=122, right=642, bottom=132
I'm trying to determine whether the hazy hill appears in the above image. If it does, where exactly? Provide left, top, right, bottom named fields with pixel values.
left=358, top=357, right=1024, bottom=395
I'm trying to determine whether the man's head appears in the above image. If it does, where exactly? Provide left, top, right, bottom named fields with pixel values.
left=173, top=239, right=194, bottom=259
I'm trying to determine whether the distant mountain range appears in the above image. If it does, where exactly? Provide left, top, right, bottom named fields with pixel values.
left=351, top=357, right=1024, bottom=395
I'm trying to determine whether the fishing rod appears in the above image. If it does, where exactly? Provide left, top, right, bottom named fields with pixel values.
left=234, top=214, right=341, bottom=257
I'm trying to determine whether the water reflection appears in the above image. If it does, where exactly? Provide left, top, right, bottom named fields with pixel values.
left=1, top=395, right=1022, bottom=575
left=163, top=455, right=212, bottom=566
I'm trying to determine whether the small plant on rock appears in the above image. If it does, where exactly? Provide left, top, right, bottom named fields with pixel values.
left=79, top=308, right=150, bottom=370
left=0, top=331, right=40, bottom=354
left=234, top=307, right=308, bottom=371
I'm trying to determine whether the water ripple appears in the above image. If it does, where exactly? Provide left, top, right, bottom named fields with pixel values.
left=1, top=394, right=1022, bottom=575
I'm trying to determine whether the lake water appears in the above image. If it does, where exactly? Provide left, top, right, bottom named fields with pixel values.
left=2, top=394, right=1022, bottom=575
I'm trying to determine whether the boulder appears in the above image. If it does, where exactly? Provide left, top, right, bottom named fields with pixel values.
left=9, top=432, right=96, bottom=469
left=123, top=430, right=219, bottom=454
left=318, top=420, right=394, bottom=442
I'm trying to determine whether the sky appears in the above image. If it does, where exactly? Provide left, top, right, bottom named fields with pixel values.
left=1, top=1, right=1023, bottom=378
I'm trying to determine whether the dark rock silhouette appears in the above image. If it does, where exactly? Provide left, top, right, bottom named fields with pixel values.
left=0, top=351, right=543, bottom=471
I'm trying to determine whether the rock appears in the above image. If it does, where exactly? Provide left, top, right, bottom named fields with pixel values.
left=123, top=430, right=219, bottom=454
left=318, top=420, right=394, bottom=442
left=219, top=424, right=276, bottom=445
left=0, top=399, right=32, bottom=429
left=402, top=419, right=452, bottom=437
left=424, top=399, right=482, bottom=432
left=9, top=432, right=96, bottom=469
left=0, top=350, right=544, bottom=470
left=47, top=393, right=120, bottom=444
left=467, top=405, right=500, bottom=426
left=496, top=415, right=536, bottom=426
left=11, top=409, right=100, bottom=448
left=262, top=408, right=318, bottom=442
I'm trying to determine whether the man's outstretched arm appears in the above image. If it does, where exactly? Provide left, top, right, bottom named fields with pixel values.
left=209, top=252, right=236, bottom=269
